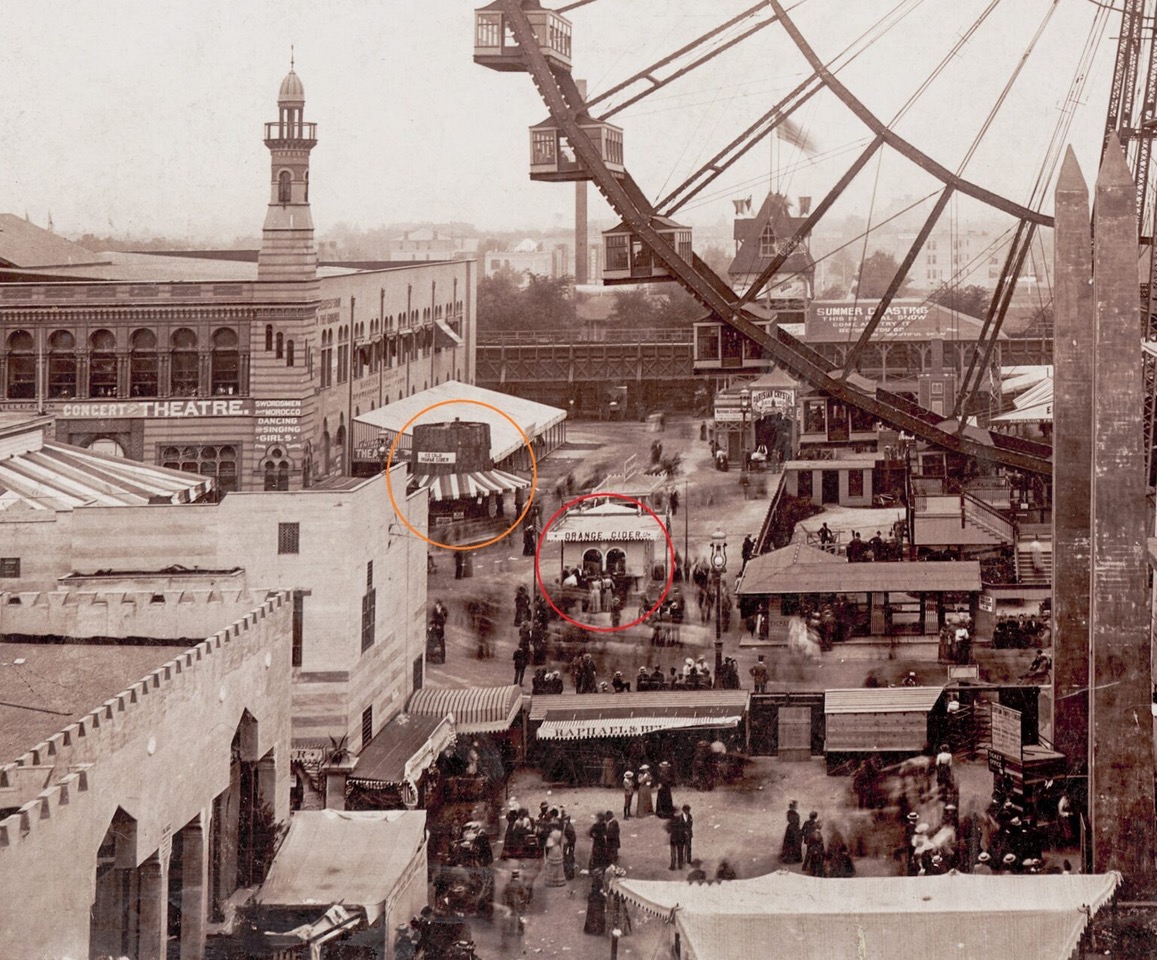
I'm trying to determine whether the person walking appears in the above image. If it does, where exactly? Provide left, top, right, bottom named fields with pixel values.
left=680, top=804, right=694, bottom=864
left=544, top=827, right=566, bottom=887
left=583, top=871, right=607, bottom=935
left=667, top=809, right=687, bottom=870
left=588, top=812, right=610, bottom=871
left=780, top=800, right=803, bottom=864
left=749, top=655, right=769, bottom=693
left=622, top=771, right=635, bottom=819
left=605, top=811, right=621, bottom=864
left=636, top=765, right=654, bottom=817
left=512, top=645, right=528, bottom=686
left=655, top=763, right=675, bottom=819
left=561, top=807, right=577, bottom=880
left=503, top=869, right=530, bottom=939
left=802, top=812, right=825, bottom=877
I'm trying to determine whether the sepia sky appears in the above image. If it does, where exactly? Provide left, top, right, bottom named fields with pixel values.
left=0, top=1, right=1120, bottom=242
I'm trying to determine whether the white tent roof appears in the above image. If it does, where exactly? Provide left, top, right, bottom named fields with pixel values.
left=353, top=380, right=566, bottom=463
left=612, top=871, right=1120, bottom=960
left=256, top=810, right=426, bottom=926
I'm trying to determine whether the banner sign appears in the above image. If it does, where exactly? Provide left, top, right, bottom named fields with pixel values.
left=807, top=300, right=939, bottom=342
left=60, top=398, right=253, bottom=419
left=990, top=703, right=1022, bottom=760
left=546, top=528, right=656, bottom=543
left=417, top=451, right=458, bottom=464
left=254, top=399, right=302, bottom=444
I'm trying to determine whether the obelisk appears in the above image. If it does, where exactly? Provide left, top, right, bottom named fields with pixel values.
left=1088, top=134, right=1156, bottom=886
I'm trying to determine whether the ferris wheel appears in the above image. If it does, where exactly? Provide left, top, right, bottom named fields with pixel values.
left=474, top=0, right=1157, bottom=478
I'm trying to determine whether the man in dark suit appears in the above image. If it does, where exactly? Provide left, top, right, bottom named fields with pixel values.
left=667, top=809, right=686, bottom=870
left=679, top=804, right=694, bottom=865
left=604, top=810, right=621, bottom=864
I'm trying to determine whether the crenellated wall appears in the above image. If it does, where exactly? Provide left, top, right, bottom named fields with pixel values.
left=1, top=465, right=429, bottom=752
left=0, top=592, right=293, bottom=958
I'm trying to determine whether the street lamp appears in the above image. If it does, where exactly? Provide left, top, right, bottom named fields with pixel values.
left=710, top=526, right=727, bottom=685
left=739, top=387, right=751, bottom=497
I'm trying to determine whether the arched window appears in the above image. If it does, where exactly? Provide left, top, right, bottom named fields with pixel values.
left=276, top=332, right=284, bottom=359
left=321, top=420, right=331, bottom=475
left=6, top=330, right=35, bottom=399
left=265, top=325, right=273, bottom=352
left=304, top=171, right=309, bottom=203
left=89, top=329, right=118, bottom=398
left=210, top=328, right=239, bottom=395
left=286, top=339, right=295, bottom=367
left=129, top=329, right=158, bottom=397
left=89, top=437, right=126, bottom=458
left=335, top=423, right=346, bottom=473
left=278, top=170, right=292, bottom=204
left=170, top=328, right=199, bottom=396
left=47, top=330, right=76, bottom=398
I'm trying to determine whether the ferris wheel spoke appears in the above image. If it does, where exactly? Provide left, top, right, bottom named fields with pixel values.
left=841, top=187, right=955, bottom=379
left=589, top=3, right=780, bottom=121
left=658, top=73, right=826, bottom=216
left=738, top=134, right=885, bottom=307
left=953, top=220, right=1038, bottom=420
left=769, top=0, right=1052, bottom=227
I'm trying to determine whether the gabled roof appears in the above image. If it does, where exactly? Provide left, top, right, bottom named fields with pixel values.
left=0, top=215, right=108, bottom=270
left=729, top=194, right=814, bottom=279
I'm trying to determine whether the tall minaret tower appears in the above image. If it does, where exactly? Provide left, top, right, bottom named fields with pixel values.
left=258, top=57, right=318, bottom=283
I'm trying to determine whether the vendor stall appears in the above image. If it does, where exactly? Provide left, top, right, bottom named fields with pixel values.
left=738, top=544, right=981, bottom=640
left=529, top=690, right=750, bottom=787
left=252, top=810, right=428, bottom=960
left=544, top=502, right=666, bottom=590
left=824, top=686, right=946, bottom=771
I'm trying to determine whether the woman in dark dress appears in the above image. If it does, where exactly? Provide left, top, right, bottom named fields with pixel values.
left=780, top=800, right=803, bottom=864
left=588, top=813, right=610, bottom=871
left=655, top=761, right=676, bottom=819
left=583, top=871, right=607, bottom=935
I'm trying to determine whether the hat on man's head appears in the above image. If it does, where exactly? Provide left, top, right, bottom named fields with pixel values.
left=1003, top=853, right=1017, bottom=864
left=906, top=812, right=919, bottom=822
left=977, top=852, right=991, bottom=863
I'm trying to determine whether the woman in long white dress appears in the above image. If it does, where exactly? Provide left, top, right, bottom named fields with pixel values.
left=544, top=829, right=566, bottom=886
left=635, top=766, right=654, bottom=817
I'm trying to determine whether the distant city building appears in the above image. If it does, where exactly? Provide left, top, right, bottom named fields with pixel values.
left=387, top=226, right=480, bottom=262
left=484, top=239, right=568, bottom=281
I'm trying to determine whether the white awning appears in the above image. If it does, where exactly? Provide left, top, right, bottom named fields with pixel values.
left=538, top=713, right=744, bottom=740
left=353, top=380, right=567, bottom=463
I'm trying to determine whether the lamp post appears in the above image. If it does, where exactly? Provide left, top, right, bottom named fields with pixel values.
left=739, top=386, right=751, bottom=497
left=710, top=526, right=727, bottom=686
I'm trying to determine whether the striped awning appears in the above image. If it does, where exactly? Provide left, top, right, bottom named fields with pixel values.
left=350, top=714, right=455, bottom=787
left=0, top=439, right=212, bottom=512
left=532, top=691, right=751, bottom=741
left=407, top=684, right=524, bottom=734
left=410, top=469, right=529, bottom=502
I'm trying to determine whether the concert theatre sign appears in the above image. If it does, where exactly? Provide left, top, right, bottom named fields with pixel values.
left=60, top=398, right=255, bottom=418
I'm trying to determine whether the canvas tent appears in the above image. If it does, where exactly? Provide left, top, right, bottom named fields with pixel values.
left=611, top=870, right=1120, bottom=960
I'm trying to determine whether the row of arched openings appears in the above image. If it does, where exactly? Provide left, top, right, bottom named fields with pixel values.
left=5, top=328, right=240, bottom=400
left=263, top=325, right=295, bottom=367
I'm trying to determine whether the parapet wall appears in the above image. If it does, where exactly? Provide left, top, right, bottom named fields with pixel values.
left=0, top=591, right=292, bottom=862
